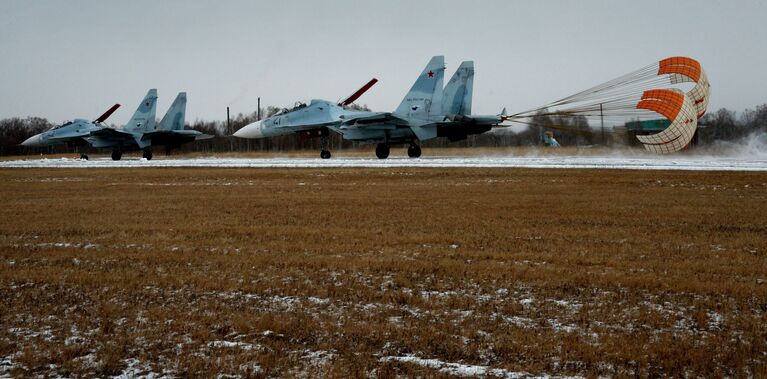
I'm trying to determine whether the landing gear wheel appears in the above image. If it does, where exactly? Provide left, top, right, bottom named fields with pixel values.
left=111, top=150, right=122, bottom=161
left=142, top=149, right=153, bottom=160
left=375, top=143, right=390, bottom=159
left=407, top=144, right=422, bottom=158
left=319, top=127, right=331, bottom=160
left=79, top=154, right=89, bottom=160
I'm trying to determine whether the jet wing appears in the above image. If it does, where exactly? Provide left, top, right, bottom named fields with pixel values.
left=144, top=129, right=215, bottom=140
left=48, top=134, right=88, bottom=143
left=87, top=127, right=145, bottom=148
left=338, top=112, right=407, bottom=126
left=337, top=112, right=440, bottom=139
left=89, top=127, right=136, bottom=139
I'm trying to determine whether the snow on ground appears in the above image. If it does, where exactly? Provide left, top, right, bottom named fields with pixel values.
left=2, top=154, right=767, bottom=171
left=380, top=355, right=584, bottom=378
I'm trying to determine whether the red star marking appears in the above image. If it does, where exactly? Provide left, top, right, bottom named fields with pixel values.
left=427, top=70, right=434, bottom=78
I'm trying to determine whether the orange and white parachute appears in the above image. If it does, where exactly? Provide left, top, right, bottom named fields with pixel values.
left=506, top=56, right=711, bottom=154
left=635, top=89, right=698, bottom=154
left=658, top=57, right=710, bottom=118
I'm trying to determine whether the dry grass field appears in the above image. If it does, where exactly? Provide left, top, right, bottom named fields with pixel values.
left=1, top=167, right=766, bottom=377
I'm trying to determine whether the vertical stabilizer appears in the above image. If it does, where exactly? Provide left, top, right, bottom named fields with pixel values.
left=124, top=89, right=158, bottom=132
left=158, top=92, right=187, bottom=131
left=394, top=56, right=445, bottom=121
left=442, top=61, right=474, bottom=116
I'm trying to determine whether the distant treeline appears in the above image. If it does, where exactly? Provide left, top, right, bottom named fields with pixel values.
left=2, top=104, right=766, bottom=156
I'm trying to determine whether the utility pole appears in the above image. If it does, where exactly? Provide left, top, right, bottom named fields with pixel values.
left=600, top=103, right=605, bottom=146
left=227, top=106, right=232, bottom=151
left=257, top=97, right=261, bottom=120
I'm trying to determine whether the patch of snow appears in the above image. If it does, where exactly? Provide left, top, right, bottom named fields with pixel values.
left=237, top=362, right=264, bottom=375
left=520, top=298, right=534, bottom=306
left=550, top=299, right=583, bottom=311
left=502, top=316, right=537, bottom=328
left=381, top=354, right=579, bottom=378
left=208, top=340, right=259, bottom=351
left=64, top=335, right=84, bottom=346
left=0, top=355, right=16, bottom=377
left=301, top=350, right=336, bottom=367
left=74, top=353, right=99, bottom=369
left=307, top=296, right=330, bottom=305
left=421, top=290, right=458, bottom=299
left=548, top=319, right=578, bottom=333
left=109, top=358, right=172, bottom=379
left=708, top=311, right=723, bottom=330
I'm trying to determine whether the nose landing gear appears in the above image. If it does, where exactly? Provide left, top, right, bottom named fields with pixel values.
left=77, top=146, right=89, bottom=160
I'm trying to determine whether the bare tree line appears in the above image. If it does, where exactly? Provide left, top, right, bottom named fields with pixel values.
left=2, top=103, right=766, bottom=156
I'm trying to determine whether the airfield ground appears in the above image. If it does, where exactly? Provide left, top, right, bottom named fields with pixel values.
left=1, top=167, right=766, bottom=377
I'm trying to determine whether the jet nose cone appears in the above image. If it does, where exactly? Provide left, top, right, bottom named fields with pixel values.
left=233, top=120, right=264, bottom=139
left=21, top=134, right=43, bottom=147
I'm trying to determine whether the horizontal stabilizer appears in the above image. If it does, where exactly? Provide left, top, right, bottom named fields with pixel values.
left=133, top=135, right=151, bottom=149
left=410, top=125, right=438, bottom=141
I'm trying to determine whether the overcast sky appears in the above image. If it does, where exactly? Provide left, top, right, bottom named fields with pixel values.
left=1, top=0, right=765, bottom=125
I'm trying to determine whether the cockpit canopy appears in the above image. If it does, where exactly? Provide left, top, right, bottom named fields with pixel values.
left=49, top=118, right=90, bottom=131
left=273, top=100, right=314, bottom=116
left=274, top=101, right=308, bottom=116
left=50, top=121, right=74, bottom=130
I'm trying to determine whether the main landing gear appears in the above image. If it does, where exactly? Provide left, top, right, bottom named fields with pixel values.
left=111, top=150, right=123, bottom=161
left=375, top=143, right=390, bottom=159
left=80, top=154, right=89, bottom=160
left=374, top=143, right=421, bottom=159
left=319, top=127, right=331, bottom=159
left=407, top=144, right=422, bottom=158
left=142, top=149, right=153, bottom=160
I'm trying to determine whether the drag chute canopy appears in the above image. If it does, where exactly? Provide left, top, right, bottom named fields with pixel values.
left=635, top=89, right=698, bottom=154
left=504, top=56, right=711, bottom=154
left=658, top=57, right=710, bottom=118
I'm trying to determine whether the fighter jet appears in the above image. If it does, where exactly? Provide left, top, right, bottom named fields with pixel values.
left=233, top=56, right=507, bottom=159
left=21, top=89, right=212, bottom=160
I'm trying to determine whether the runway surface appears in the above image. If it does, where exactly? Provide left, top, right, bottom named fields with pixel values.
left=2, top=154, right=767, bottom=171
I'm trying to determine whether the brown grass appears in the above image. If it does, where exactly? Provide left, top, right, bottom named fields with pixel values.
left=1, top=167, right=766, bottom=377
